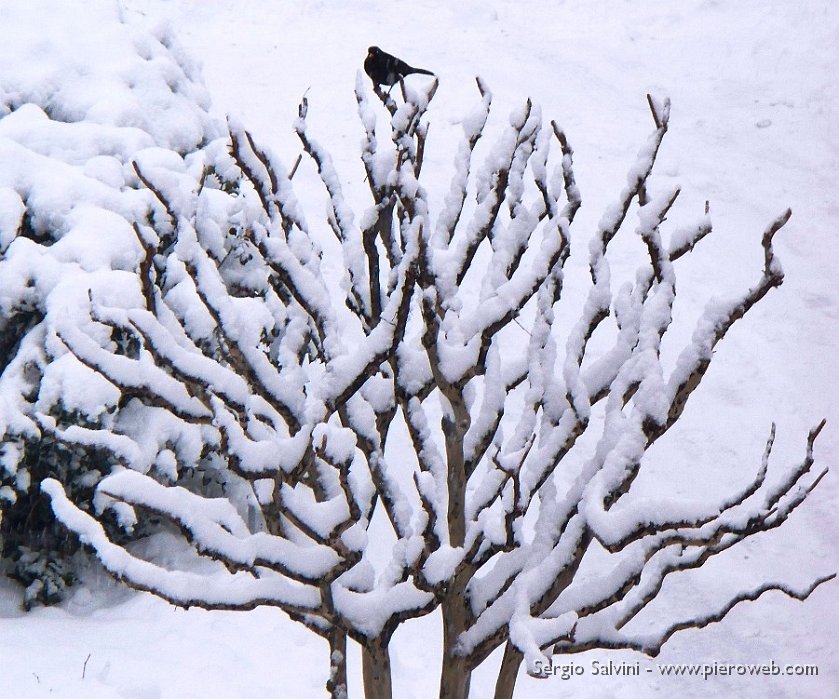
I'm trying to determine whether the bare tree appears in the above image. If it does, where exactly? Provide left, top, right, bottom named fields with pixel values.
left=26, top=76, right=831, bottom=698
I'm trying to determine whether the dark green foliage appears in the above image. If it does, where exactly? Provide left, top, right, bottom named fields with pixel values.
left=11, top=547, right=77, bottom=610
left=1, top=431, right=113, bottom=608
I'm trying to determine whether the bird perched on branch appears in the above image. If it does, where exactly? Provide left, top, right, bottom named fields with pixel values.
left=364, top=46, right=434, bottom=88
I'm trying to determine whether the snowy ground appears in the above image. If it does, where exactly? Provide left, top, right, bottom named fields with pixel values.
left=1, top=1, right=837, bottom=697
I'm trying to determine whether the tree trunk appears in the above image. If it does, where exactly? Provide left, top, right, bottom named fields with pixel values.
left=362, top=639, right=393, bottom=699
left=327, top=628, right=348, bottom=699
left=438, top=385, right=473, bottom=699
left=439, top=569, right=472, bottom=699
left=493, top=641, right=522, bottom=699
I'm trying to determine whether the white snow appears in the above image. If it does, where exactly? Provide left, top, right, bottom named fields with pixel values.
left=1, top=2, right=837, bottom=699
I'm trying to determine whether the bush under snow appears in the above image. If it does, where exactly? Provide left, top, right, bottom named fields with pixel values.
left=0, top=0, right=223, bottom=607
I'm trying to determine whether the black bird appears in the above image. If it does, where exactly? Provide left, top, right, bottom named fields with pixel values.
left=364, top=46, right=434, bottom=88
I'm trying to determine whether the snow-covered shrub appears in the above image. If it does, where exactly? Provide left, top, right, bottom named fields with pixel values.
left=0, top=1, right=222, bottom=606
left=28, top=66, right=832, bottom=699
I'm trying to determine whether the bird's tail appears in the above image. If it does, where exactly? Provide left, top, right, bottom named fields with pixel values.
left=409, top=67, right=435, bottom=77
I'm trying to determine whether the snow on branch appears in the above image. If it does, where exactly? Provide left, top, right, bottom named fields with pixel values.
left=42, top=478, right=322, bottom=613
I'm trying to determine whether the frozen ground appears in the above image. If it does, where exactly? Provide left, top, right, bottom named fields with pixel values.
left=1, top=0, right=837, bottom=697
